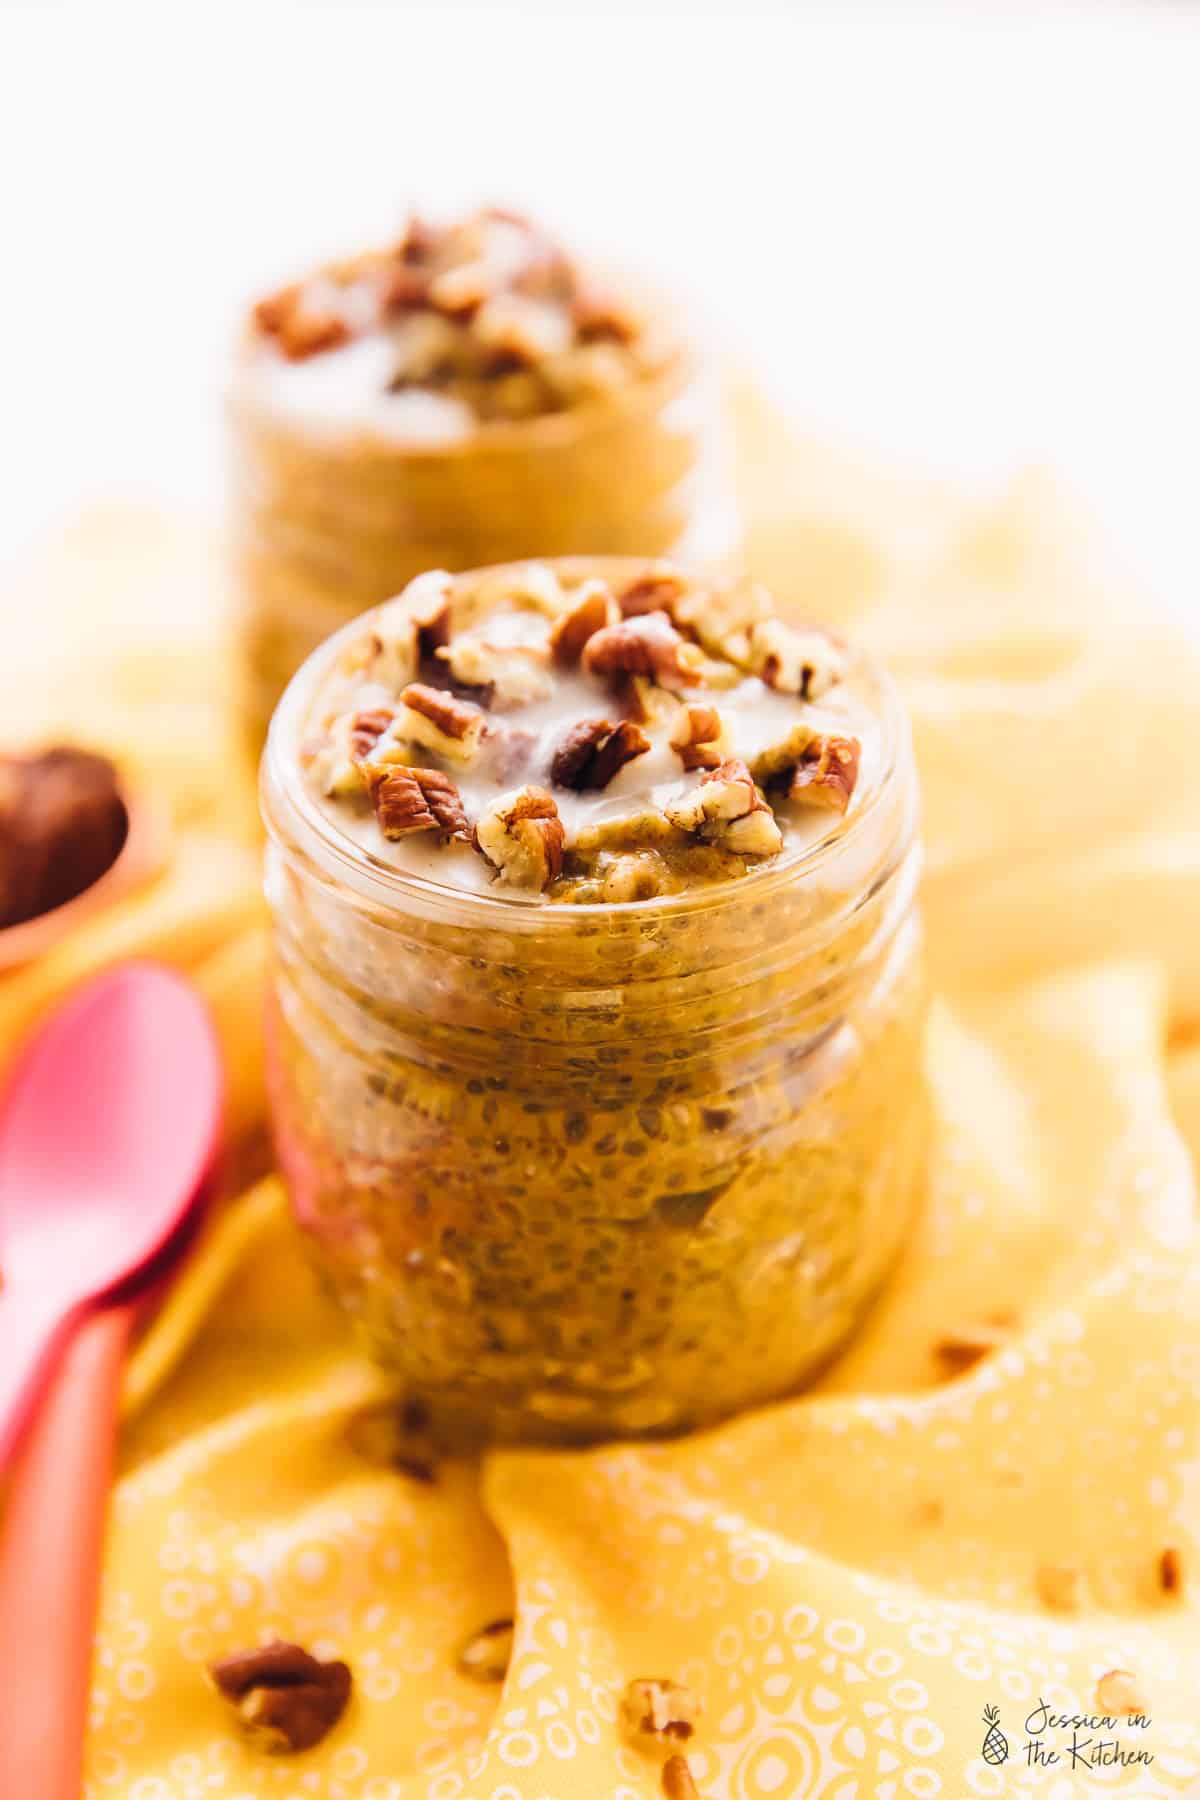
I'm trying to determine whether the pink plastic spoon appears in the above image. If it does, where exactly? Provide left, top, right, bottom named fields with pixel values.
left=0, top=961, right=222, bottom=1798
left=0, top=960, right=222, bottom=1469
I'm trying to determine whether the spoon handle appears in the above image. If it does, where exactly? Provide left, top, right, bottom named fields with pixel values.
left=0, top=1283, right=76, bottom=1470
left=0, top=1304, right=132, bottom=1800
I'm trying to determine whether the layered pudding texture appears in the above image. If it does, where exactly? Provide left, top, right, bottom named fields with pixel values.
left=233, top=209, right=732, bottom=747
left=263, top=560, right=928, bottom=1444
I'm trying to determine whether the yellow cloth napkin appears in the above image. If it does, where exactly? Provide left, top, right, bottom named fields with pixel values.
left=2, top=396, right=1198, bottom=1798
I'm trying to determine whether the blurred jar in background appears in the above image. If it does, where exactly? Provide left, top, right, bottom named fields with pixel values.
left=231, top=208, right=738, bottom=749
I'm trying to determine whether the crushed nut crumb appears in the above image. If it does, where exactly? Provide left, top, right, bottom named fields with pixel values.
left=934, top=1313, right=1016, bottom=1377
left=455, top=1618, right=515, bottom=1684
left=620, top=1678, right=702, bottom=1753
left=1095, top=1669, right=1149, bottom=1717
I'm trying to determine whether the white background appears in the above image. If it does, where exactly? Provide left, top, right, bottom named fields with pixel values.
left=2, top=0, right=1198, bottom=623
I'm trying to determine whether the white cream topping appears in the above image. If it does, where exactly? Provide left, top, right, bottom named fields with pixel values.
left=304, top=588, right=877, bottom=901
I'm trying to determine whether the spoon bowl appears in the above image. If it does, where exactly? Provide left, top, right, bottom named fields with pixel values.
left=0, top=960, right=223, bottom=1466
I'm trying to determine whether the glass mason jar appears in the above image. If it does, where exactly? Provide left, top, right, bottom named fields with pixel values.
left=261, top=576, right=928, bottom=1447
left=231, top=324, right=737, bottom=752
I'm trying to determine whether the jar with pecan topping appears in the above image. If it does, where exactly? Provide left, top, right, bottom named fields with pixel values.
left=233, top=208, right=737, bottom=750
left=261, top=560, right=927, bottom=1446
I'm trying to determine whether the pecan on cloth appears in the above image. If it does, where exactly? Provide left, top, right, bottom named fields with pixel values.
left=207, top=1641, right=352, bottom=1753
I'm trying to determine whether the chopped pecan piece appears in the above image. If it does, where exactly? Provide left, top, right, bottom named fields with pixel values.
left=348, top=708, right=396, bottom=764
left=620, top=1678, right=701, bottom=1752
left=1095, top=1669, right=1149, bottom=1717
left=474, top=787, right=565, bottom=890
left=395, top=213, right=438, bottom=263
left=787, top=733, right=861, bottom=814
left=307, top=712, right=369, bottom=798
left=572, top=286, right=641, bottom=344
left=207, top=1641, right=352, bottom=1753
left=368, top=766, right=470, bottom=840
left=749, top=723, right=818, bottom=788
left=253, top=283, right=351, bottom=361
left=381, top=261, right=432, bottom=312
left=1035, top=1564, right=1085, bottom=1613
left=398, top=569, right=455, bottom=648
left=611, top=674, right=682, bottom=732
left=456, top=1618, right=515, bottom=1684
left=662, top=1755, right=702, bottom=1800
left=665, top=759, right=782, bottom=858
left=463, top=560, right=564, bottom=620
left=474, top=292, right=574, bottom=363
left=669, top=704, right=730, bottom=772
left=371, top=572, right=454, bottom=687
left=428, top=258, right=498, bottom=318
left=395, top=683, right=488, bottom=763
left=673, top=578, right=773, bottom=665
left=388, top=313, right=466, bottom=389
left=253, top=284, right=301, bottom=335
left=582, top=611, right=704, bottom=691
left=278, top=308, right=350, bottom=362
left=437, top=638, right=554, bottom=708
left=324, top=248, right=390, bottom=287
left=551, top=718, right=650, bottom=791
left=253, top=285, right=352, bottom=361
left=548, top=579, right=619, bottom=665
left=750, top=724, right=861, bottom=815
left=747, top=619, right=846, bottom=699
left=617, top=567, right=688, bottom=618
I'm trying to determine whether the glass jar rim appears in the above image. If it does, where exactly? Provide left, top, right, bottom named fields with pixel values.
left=261, top=559, right=913, bottom=932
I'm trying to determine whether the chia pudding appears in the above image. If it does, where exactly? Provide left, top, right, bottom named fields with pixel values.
left=232, top=208, right=736, bottom=749
left=261, top=558, right=928, bottom=1445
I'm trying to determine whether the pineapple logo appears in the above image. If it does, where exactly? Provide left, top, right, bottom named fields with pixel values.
left=981, top=1705, right=1009, bottom=1765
